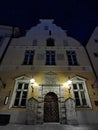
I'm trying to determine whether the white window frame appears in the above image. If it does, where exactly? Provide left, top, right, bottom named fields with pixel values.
left=70, top=77, right=91, bottom=108
left=9, top=77, right=30, bottom=108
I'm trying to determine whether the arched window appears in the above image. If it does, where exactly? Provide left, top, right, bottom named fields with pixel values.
left=46, top=38, right=55, bottom=46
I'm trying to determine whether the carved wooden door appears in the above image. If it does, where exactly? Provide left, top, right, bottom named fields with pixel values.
left=44, top=92, right=59, bottom=122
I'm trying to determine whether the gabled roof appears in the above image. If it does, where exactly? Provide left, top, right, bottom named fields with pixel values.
left=15, top=75, right=30, bottom=80
left=70, top=75, right=87, bottom=81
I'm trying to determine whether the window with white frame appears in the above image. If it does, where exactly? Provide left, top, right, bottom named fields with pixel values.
left=71, top=80, right=91, bottom=108
left=23, top=50, right=34, bottom=65
left=13, top=82, right=29, bottom=107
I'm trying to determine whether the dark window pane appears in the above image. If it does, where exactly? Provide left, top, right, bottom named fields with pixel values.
left=81, top=92, right=87, bottom=105
left=24, top=84, right=28, bottom=89
left=73, top=84, right=77, bottom=89
left=46, top=38, right=55, bottom=46
left=16, top=91, right=21, bottom=98
left=21, top=99, right=26, bottom=106
left=74, top=92, right=79, bottom=98
left=22, top=92, right=27, bottom=98
left=76, top=99, right=81, bottom=106
left=74, top=92, right=81, bottom=106
left=14, top=99, right=19, bottom=106
left=94, top=101, right=98, bottom=106
left=79, top=84, right=83, bottom=89
left=18, top=83, right=23, bottom=89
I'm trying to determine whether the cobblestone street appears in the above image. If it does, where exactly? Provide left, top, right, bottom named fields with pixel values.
left=0, top=123, right=98, bottom=130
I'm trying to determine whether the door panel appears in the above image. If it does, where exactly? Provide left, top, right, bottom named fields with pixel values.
left=44, top=92, right=59, bottom=122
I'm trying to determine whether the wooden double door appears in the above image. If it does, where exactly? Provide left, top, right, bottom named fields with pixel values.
left=44, top=92, right=59, bottom=122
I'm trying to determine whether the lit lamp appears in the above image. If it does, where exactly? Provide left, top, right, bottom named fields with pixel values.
left=65, top=80, right=72, bottom=93
left=30, top=78, right=35, bottom=92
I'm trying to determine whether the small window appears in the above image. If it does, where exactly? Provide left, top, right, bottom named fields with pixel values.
left=46, top=50, right=56, bottom=65
left=94, top=52, right=98, bottom=57
left=44, top=26, right=48, bottom=30
left=46, top=38, right=55, bottom=46
left=94, top=39, right=98, bottom=43
left=23, top=50, right=34, bottom=65
left=95, top=101, right=98, bottom=106
left=66, top=50, right=78, bottom=65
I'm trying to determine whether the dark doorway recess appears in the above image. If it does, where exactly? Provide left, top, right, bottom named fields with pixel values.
left=44, top=92, right=59, bottom=122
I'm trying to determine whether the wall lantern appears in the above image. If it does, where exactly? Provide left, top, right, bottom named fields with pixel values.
left=30, top=78, right=35, bottom=92
left=65, top=80, right=72, bottom=93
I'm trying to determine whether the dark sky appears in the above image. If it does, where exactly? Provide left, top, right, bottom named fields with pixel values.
left=0, top=0, right=98, bottom=44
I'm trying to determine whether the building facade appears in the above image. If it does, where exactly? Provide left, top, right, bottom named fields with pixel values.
left=0, top=20, right=98, bottom=125
left=86, top=27, right=98, bottom=87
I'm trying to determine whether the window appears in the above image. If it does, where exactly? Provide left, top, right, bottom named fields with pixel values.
left=94, top=101, right=98, bottom=106
left=94, top=39, right=98, bottom=43
left=66, top=50, right=78, bottom=65
left=13, top=82, right=29, bottom=107
left=46, top=38, right=55, bottom=46
left=46, top=50, right=56, bottom=65
left=44, top=26, right=49, bottom=30
left=23, top=50, right=34, bottom=65
left=72, top=82, right=90, bottom=107
left=70, top=76, right=91, bottom=108
left=94, top=52, right=98, bottom=57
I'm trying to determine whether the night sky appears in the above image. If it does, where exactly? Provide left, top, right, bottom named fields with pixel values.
left=0, top=0, right=98, bottom=44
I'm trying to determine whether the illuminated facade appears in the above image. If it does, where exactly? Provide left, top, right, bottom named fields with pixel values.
left=0, top=20, right=98, bottom=125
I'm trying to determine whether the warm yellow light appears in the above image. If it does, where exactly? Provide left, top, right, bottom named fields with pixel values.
left=30, top=78, right=35, bottom=84
left=67, top=80, right=72, bottom=85
left=64, top=80, right=72, bottom=86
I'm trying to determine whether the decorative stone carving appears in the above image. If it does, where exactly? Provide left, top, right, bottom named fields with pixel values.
left=43, top=71, right=59, bottom=85
left=65, top=97, right=78, bottom=125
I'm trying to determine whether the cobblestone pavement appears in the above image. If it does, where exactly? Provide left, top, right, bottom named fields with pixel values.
left=0, top=123, right=98, bottom=130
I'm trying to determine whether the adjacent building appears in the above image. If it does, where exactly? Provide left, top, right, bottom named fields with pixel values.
left=0, top=20, right=98, bottom=125
left=86, top=26, right=98, bottom=87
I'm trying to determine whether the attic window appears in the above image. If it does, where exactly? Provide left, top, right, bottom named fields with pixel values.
left=94, top=39, right=98, bottom=43
left=94, top=52, right=98, bottom=57
left=44, top=26, right=48, bottom=30
left=46, top=38, right=55, bottom=46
